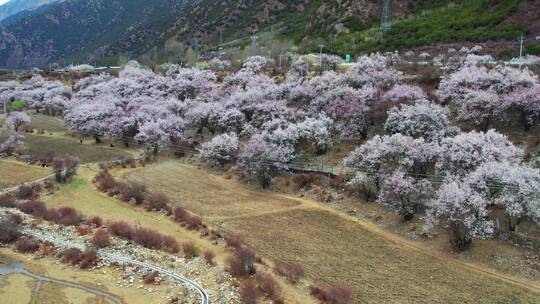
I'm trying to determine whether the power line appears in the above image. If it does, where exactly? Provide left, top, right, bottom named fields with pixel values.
left=107, top=134, right=532, bottom=192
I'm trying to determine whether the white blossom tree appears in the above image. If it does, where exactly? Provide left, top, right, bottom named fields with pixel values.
left=6, top=111, right=30, bottom=132
left=385, top=100, right=459, bottom=142
left=436, top=130, right=523, bottom=177
left=198, top=133, right=239, bottom=165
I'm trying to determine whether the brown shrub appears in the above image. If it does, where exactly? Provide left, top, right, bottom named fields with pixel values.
left=116, top=181, right=146, bottom=205
left=293, top=173, right=320, bottom=189
left=143, top=271, right=159, bottom=285
left=14, top=237, right=40, bottom=253
left=0, top=194, right=16, bottom=208
left=39, top=243, right=55, bottom=256
left=274, top=261, right=304, bottom=284
left=145, top=193, right=170, bottom=212
left=163, top=236, right=180, bottom=254
left=108, top=221, right=134, bottom=240
left=87, top=216, right=103, bottom=227
left=133, top=227, right=164, bottom=250
left=79, top=249, right=98, bottom=269
left=16, top=184, right=38, bottom=200
left=182, top=242, right=199, bottom=259
left=93, top=170, right=117, bottom=192
left=0, top=216, right=21, bottom=243
left=173, top=207, right=189, bottom=223
left=203, top=250, right=215, bottom=265
left=92, top=229, right=111, bottom=248
left=309, top=285, right=353, bottom=304
left=7, top=213, right=23, bottom=225
left=18, top=200, right=47, bottom=216
left=256, top=272, right=282, bottom=300
left=185, top=215, right=202, bottom=231
left=224, top=232, right=242, bottom=249
left=330, top=175, right=345, bottom=187
left=226, top=245, right=257, bottom=277
left=239, top=278, right=261, bottom=304
left=76, top=225, right=90, bottom=235
left=61, top=248, right=82, bottom=265
left=41, top=208, right=57, bottom=221
left=56, top=207, right=83, bottom=226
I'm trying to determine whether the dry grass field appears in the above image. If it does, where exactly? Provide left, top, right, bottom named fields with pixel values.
left=125, top=161, right=301, bottom=220
left=27, top=112, right=68, bottom=133
left=0, top=249, right=170, bottom=304
left=40, top=166, right=314, bottom=303
left=0, top=159, right=50, bottom=189
left=0, top=133, right=134, bottom=163
left=123, top=160, right=540, bottom=304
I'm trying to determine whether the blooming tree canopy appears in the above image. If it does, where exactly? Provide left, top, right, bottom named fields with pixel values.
left=6, top=111, right=30, bottom=132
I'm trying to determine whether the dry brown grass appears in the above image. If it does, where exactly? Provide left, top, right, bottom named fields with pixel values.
left=123, top=160, right=540, bottom=304
left=124, top=161, right=300, bottom=220
left=27, top=112, right=68, bottom=133
left=0, top=159, right=50, bottom=189
left=224, top=208, right=539, bottom=303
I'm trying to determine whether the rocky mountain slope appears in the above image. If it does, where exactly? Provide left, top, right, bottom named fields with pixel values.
left=0, top=0, right=538, bottom=69
left=0, top=0, right=61, bottom=21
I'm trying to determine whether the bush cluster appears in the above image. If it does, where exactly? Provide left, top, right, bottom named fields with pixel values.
left=17, top=200, right=83, bottom=226
left=309, top=285, right=353, bottom=304
left=16, top=184, right=40, bottom=200
left=94, top=170, right=208, bottom=236
left=105, top=220, right=186, bottom=256
left=239, top=272, right=284, bottom=304
left=0, top=194, right=16, bottom=208
left=14, top=237, right=40, bottom=253
left=60, top=248, right=98, bottom=269
left=0, top=215, right=21, bottom=243
left=226, top=245, right=257, bottom=277
left=91, top=229, right=111, bottom=248
left=274, top=260, right=304, bottom=284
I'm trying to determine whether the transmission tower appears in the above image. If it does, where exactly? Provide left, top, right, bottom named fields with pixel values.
left=381, top=0, right=391, bottom=33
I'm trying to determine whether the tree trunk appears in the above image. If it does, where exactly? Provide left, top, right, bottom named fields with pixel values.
left=448, top=220, right=471, bottom=252
left=94, top=135, right=101, bottom=144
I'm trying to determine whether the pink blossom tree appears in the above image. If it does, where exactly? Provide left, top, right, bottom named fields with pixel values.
left=378, top=170, right=433, bottom=220
left=237, top=133, right=294, bottom=188
left=0, top=133, right=23, bottom=155
left=467, top=162, right=540, bottom=231
left=381, top=84, right=427, bottom=103
left=438, top=65, right=537, bottom=130
left=384, top=100, right=459, bottom=142
left=342, top=134, right=436, bottom=200
left=425, top=178, right=493, bottom=251
left=6, top=111, right=30, bottom=132
left=198, top=133, right=239, bottom=165
left=436, top=130, right=523, bottom=177
left=505, top=85, right=540, bottom=130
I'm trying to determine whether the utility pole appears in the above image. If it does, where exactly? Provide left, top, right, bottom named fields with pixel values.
left=220, top=29, right=223, bottom=46
left=250, top=35, right=258, bottom=56
left=2, top=99, right=7, bottom=131
left=319, top=44, right=325, bottom=74
left=519, top=35, right=524, bottom=70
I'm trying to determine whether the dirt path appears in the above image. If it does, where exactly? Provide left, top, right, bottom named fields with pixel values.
left=308, top=202, right=540, bottom=294
left=123, top=161, right=540, bottom=303
left=224, top=193, right=540, bottom=294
